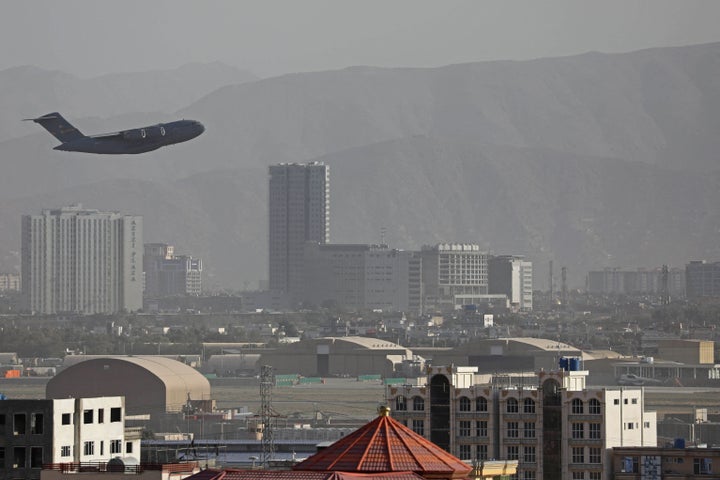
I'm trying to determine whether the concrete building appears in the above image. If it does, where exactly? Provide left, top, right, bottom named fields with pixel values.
left=302, top=243, right=422, bottom=313
left=21, top=205, right=142, bottom=314
left=587, top=267, right=685, bottom=297
left=686, top=260, right=720, bottom=298
left=268, top=163, right=329, bottom=301
left=388, top=364, right=656, bottom=480
left=46, top=356, right=211, bottom=416
left=0, top=273, right=20, bottom=292
left=257, top=336, right=417, bottom=378
left=611, top=446, right=720, bottom=478
left=488, top=255, right=533, bottom=311
left=420, top=244, right=488, bottom=312
left=0, top=396, right=134, bottom=480
left=144, top=243, right=202, bottom=297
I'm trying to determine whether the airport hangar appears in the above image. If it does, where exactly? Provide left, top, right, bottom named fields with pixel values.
left=257, top=336, right=416, bottom=378
left=46, top=356, right=211, bottom=416
left=414, top=337, right=583, bottom=374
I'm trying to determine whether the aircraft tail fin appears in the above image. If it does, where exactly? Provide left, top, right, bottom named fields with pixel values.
left=24, top=112, right=85, bottom=143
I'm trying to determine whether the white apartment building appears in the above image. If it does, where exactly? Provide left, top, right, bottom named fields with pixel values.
left=21, top=205, right=143, bottom=314
left=0, top=396, right=136, bottom=479
left=388, top=364, right=656, bottom=480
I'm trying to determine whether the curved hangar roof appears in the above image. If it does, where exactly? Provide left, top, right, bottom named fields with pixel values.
left=46, top=356, right=210, bottom=414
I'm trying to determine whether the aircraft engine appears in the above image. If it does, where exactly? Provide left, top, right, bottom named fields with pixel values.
left=123, top=126, right=165, bottom=141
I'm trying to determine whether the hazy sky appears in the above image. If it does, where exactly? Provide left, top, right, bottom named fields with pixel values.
left=3, top=1, right=720, bottom=78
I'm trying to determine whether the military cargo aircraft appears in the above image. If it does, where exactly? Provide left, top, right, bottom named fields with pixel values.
left=25, top=112, right=204, bottom=154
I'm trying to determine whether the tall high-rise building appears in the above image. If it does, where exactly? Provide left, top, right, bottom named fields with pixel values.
left=685, top=260, right=720, bottom=299
left=268, top=162, right=329, bottom=299
left=488, top=255, right=533, bottom=311
left=21, top=205, right=142, bottom=314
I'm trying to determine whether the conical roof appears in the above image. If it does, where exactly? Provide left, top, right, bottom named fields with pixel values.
left=294, top=407, right=471, bottom=479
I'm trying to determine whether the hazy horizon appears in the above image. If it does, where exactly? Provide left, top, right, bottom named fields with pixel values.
left=3, top=1, right=720, bottom=78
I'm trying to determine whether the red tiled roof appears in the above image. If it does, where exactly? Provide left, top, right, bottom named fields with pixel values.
left=293, top=408, right=471, bottom=479
left=185, top=470, right=425, bottom=480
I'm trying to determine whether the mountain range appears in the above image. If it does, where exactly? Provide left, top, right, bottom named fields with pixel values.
left=1, top=44, right=719, bottom=289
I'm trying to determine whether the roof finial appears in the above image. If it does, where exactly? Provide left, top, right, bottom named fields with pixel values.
left=378, top=405, right=391, bottom=417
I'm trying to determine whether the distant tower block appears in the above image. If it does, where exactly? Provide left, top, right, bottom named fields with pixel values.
left=549, top=260, right=554, bottom=299
left=561, top=266, right=568, bottom=308
left=660, top=264, right=670, bottom=305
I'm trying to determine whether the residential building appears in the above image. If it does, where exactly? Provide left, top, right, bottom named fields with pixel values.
left=387, top=363, right=656, bottom=480
left=302, top=243, right=422, bottom=312
left=0, top=273, right=20, bottom=292
left=21, top=205, right=142, bottom=314
left=488, top=255, right=533, bottom=311
left=420, top=244, right=488, bottom=312
left=0, top=396, right=133, bottom=480
left=144, top=243, right=202, bottom=297
left=587, top=267, right=685, bottom=297
left=268, top=163, right=329, bottom=301
left=686, top=260, right=720, bottom=298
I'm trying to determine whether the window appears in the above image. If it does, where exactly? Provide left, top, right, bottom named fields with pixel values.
left=572, top=447, right=584, bottom=463
left=507, top=445, right=519, bottom=460
left=613, top=399, right=620, bottom=405
left=523, top=398, right=535, bottom=413
left=588, top=447, right=601, bottom=464
left=13, top=413, right=26, bottom=435
left=110, top=407, right=122, bottom=422
left=524, top=446, right=536, bottom=463
left=626, top=422, right=634, bottom=430
left=507, top=421, right=519, bottom=438
left=523, top=471, right=536, bottom=480
left=61, top=446, right=71, bottom=457
left=588, top=399, right=601, bottom=414
left=572, top=422, right=584, bottom=439
left=412, top=419, right=424, bottom=436
left=100, top=441, right=104, bottom=456
left=61, top=413, right=71, bottom=425
left=624, top=398, right=628, bottom=404
left=0, top=414, right=5, bottom=426
left=84, top=441, right=94, bottom=456
left=507, top=398, right=519, bottom=413
left=458, top=444, right=472, bottom=460
left=13, top=447, right=25, bottom=468
left=477, top=444, right=488, bottom=460
left=589, top=423, right=601, bottom=439
left=571, top=398, right=584, bottom=414
left=459, top=420, right=471, bottom=437
left=413, top=396, right=424, bottom=411
left=0, top=446, right=4, bottom=462
left=476, top=420, right=488, bottom=437
left=31, top=413, right=43, bottom=434
left=476, top=397, right=488, bottom=412
left=111, top=440, right=122, bottom=454
left=524, top=422, right=535, bottom=438
left=98, top=409, right=104, bottom=423
left=694, top=458, right=712, bottom=474
left=589, top=472, right=602, bottom=480
left=395, top=396, right=407, bottom=411
left=83, top=409, right=93, bottom=424
left=459, top=397, right=471, bottom=412
left=126, top=442, right=133, bottom=454
left=572, top=472, right=585, bottom=480
left=30, top=447, right=43, bottom=468
left=631, top=398, right=638, bottom=404
left=644, top=422, right=651, bottom=428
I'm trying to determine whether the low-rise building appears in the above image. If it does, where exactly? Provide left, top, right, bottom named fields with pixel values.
left=387, top=363, right=656, bottom=480
left=611, top=446, right=720, bottom=478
